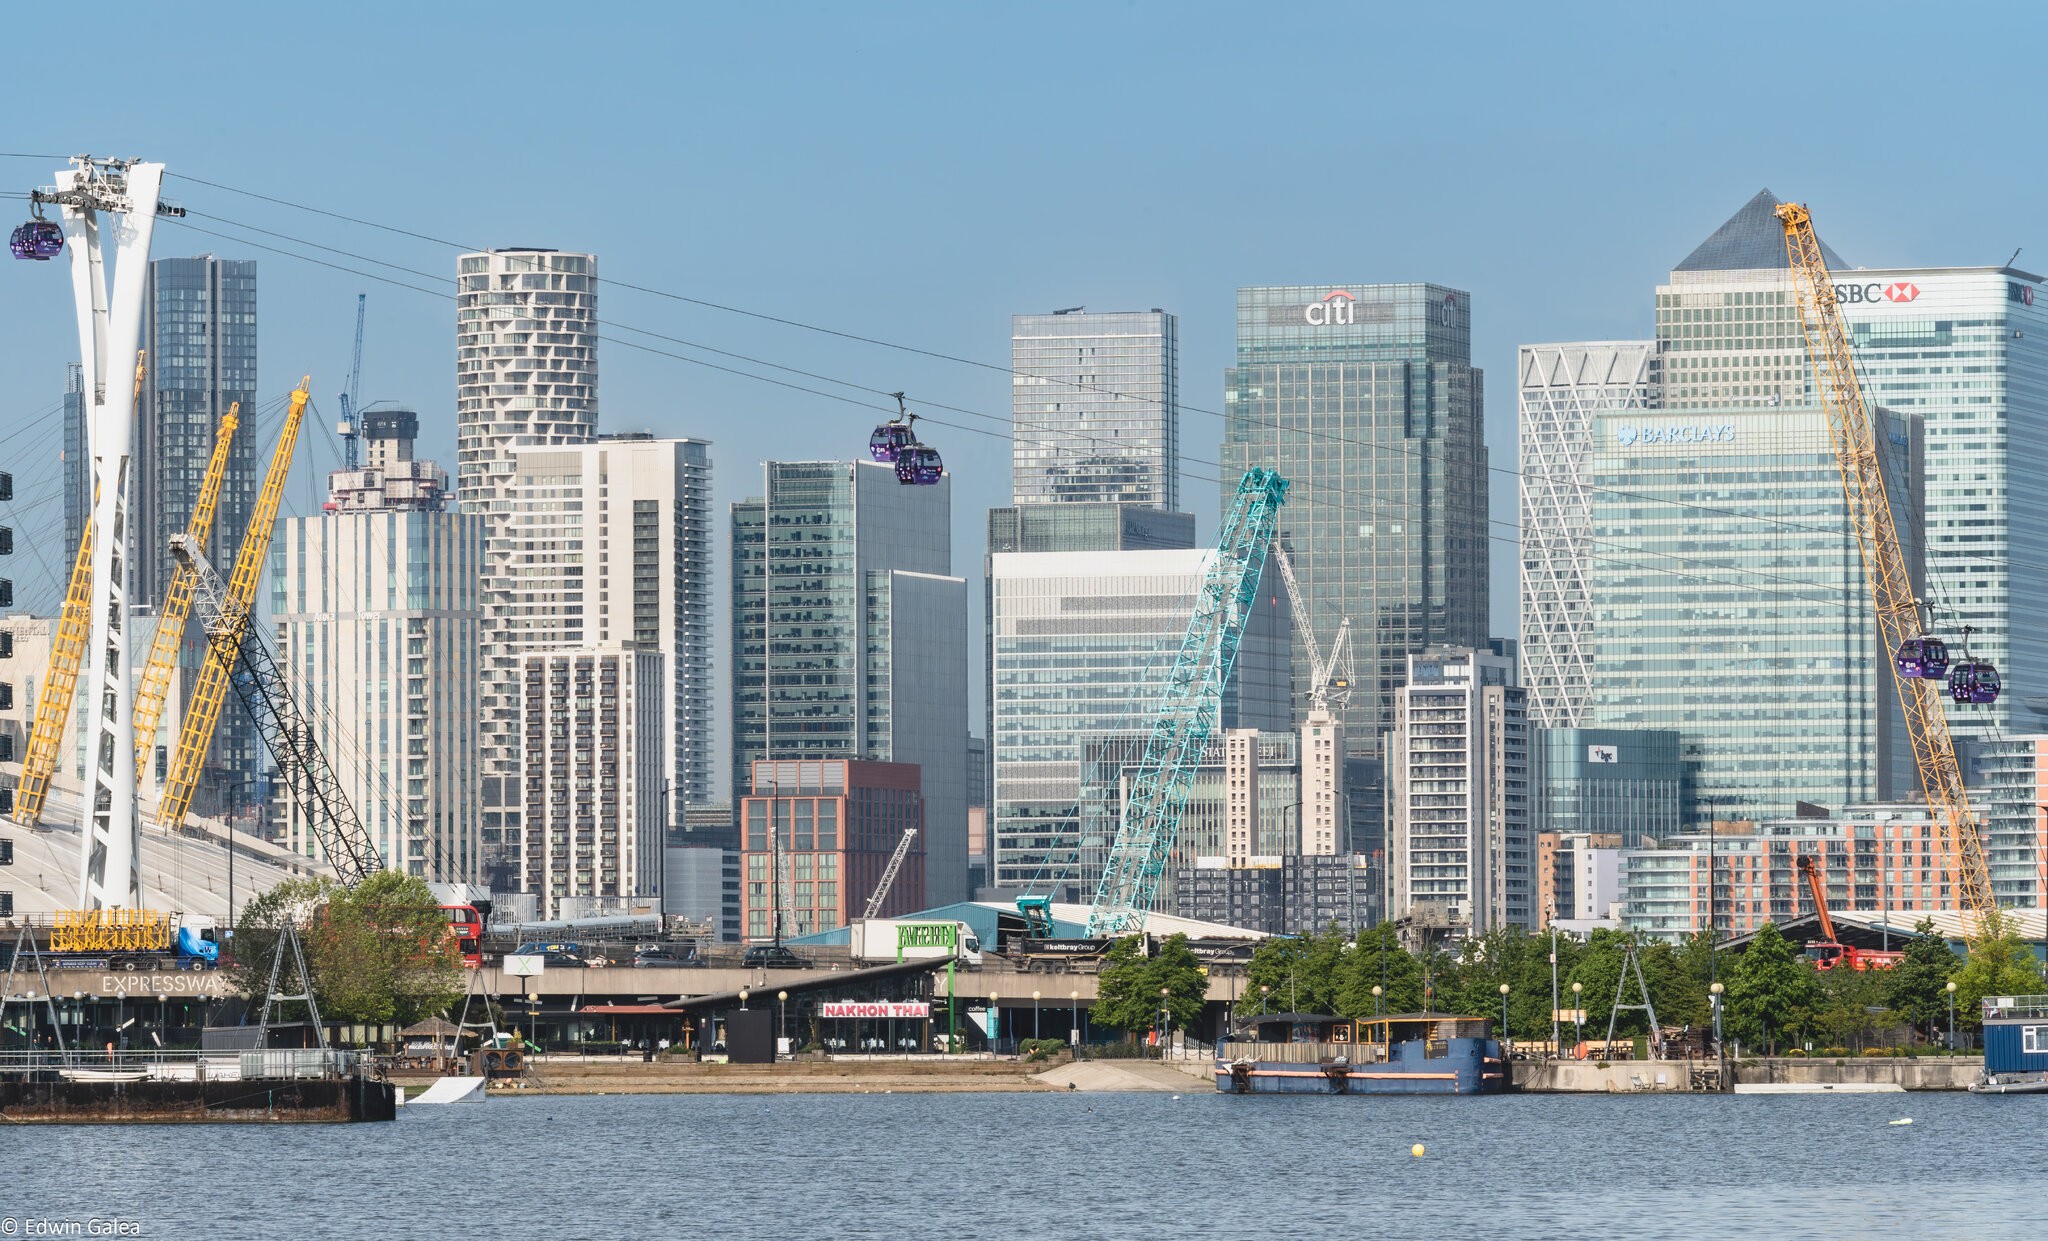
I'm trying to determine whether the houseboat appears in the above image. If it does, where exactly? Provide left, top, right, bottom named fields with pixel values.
left=1972, top=995, right=2048, bottom=1095
left=1217, top=1012, right=1507, bottom=1095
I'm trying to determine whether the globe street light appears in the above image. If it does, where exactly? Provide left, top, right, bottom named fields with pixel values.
left=1159, top=986, right=1173, bottom=1058
left=1032, top=989, right=1042, bottom=1041
left=1709, top=981, right=1725, bottom=1060
left=1499, top=983, right=1511, bottom=1048
left=1259, top=984, right=1271, bottom=1017
left=1371, top=984, right=1383, bottom=1017
left=1070, top=989, right=1079, bottom=1046
left=1946, top=980, right=1958, bottom=1053
left=777, top=990, right=789, bottom=1055
left=739, top=988, right=749, bottom=1011
left=1571, top=981, right=1584, bottom=1052
left=989, top=991, right=1001, bottom=1052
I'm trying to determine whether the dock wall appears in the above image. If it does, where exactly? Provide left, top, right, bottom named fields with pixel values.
left=0, top=1076, right=397, bottom=1122
left=1513, top=1056, right=1981, bottom=1093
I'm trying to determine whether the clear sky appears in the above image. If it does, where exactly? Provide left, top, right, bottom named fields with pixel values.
left=3, top=0, right=2043, bottom=670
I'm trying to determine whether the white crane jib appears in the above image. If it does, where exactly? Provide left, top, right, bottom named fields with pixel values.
left=1270, top=545, right=1352, bottom=714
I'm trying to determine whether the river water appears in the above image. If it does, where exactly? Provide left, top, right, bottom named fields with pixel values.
left=2, top=1090, right=2036, bottom=1239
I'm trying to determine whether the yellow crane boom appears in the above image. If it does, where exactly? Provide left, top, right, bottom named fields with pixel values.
left=11, top=351, right=147, bottom=827
left=158, top=379, right=310, bottom=833
left=132, top=401, right=241, bottom=777
left=1776, top=202, right=1996, bottom=932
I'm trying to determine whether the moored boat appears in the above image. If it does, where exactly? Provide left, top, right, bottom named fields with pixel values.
left=1217, top=1012, right=1507, bottom=1096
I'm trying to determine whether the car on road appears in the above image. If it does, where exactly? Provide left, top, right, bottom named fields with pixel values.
left=740, top=944, right=811, bottom=969
left=632, top=945, right=704, bottom=968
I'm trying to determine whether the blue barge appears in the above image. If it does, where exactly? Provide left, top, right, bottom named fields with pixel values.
left=1217, top=1013, right=1507, bottom=1096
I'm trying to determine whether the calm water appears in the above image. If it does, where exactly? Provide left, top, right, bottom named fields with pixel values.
left=3, top=1090, right=2039, bottom=1239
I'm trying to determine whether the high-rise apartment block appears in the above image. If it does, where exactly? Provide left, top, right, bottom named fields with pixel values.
left=1011, top=309, right=1178, bottom=509
left=137, top=256, right=260, bottom=813
left=731, top=460, right=969, bottom=904
left=1222, top=284, right=1490, bottom=757
left=519, top=647, right=663, bottom=916
left=987, top=548, right=1291, bottom=900
left=500, top=436, right=715, bottom=814
left=456, top=248, right=599, bottom=879
left=273, top=413, right=483, bottom=881
left=1386, top=647, right=1531, bottom=943
left=1517, top=342, right=1658, bottom=729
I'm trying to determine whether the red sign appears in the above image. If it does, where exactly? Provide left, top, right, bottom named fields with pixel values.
left=820, top=1001, right=929, bottom=1019
left=1883, top=282, right=1920, bottom=303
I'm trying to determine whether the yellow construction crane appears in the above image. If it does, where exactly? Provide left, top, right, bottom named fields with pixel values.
left=158, top=379, right=311, bottom=834
left=12, top=351, right=147, bottom=827
left=132, top=400, right=242, bottom=777
left=1777, top=202, right=1997, bottom=934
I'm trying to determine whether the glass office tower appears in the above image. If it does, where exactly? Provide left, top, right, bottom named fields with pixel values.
left=1222, top=283, right=1489, bottom=756
left=1588, top=404, right=1921, bottom=818
left=1011, top=309, right=1178, bottom=510
left=731, top=460, right=970, bottom=903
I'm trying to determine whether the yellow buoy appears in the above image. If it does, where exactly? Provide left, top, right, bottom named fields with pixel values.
left=1411, top=1143, right=1425, bottom=1158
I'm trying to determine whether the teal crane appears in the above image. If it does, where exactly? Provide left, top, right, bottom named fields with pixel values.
left=1086, top=469, right=1289, bottom=937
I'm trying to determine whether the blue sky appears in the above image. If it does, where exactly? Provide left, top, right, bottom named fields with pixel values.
left=3, top=0, right=2043, bottom=640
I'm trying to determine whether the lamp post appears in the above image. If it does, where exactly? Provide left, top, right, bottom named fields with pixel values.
left=1069, top=990, right=1079, bottom=1046
left=1571, top=981, right=1584, bottom=1052
left=1371, top=984, right=1383, bottom=1017
left=777, top=989, right=788, bottom=1056
left=1946, top=980, right=1957, bottom=1053
left=1032, top=990, right=1041, bottom=1042
left=1159, top=986, right=1172, bottom=1059
left=157, top=994, right=168, bottom=1051
left=1259, top=984, right=1271, bottom=1017
left=740, top=987, right=749, bottom=1012
left=989, top=991, right=1000, bottom=1053
left=1705, top=794, right=1718, bottom=987
left=528, top=992, right=539, bottom=1051
left=1499, top=983, right=1511, bottom=1049
left=1549, top=911, right=1560, bottom=1055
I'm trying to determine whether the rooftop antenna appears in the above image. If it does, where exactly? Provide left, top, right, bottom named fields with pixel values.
left=2005, top=247, right=2023, bottom=270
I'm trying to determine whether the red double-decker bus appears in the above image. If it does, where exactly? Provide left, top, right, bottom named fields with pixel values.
left=443, top=905, right=484, bottom=968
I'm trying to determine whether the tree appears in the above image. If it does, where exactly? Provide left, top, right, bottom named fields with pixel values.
left=1243, top=930, right=1341, bottom=1016
left=231, top=871, right=461, bottom=1028
left=1951, top=909, right=2047, bottom=1032
left=1092, top=934, right=1208, bottom=1036
left=1882, top=918, right=1959, bottom=1043
left=1725, top=921, right=1823, bottom=1053
left=1334, top=923, right=1424, bottom=1017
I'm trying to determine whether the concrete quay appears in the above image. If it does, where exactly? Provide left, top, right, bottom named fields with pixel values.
left=1513, top=1056, right=1982, bottom=1093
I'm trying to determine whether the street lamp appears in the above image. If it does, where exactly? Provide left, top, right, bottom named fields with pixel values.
left=1709, top=981, right=1724, bottom=1058
left=1069, top=990, right=1079, bottom=1046
left=1571, top=982, right=1584, bottom=1052
left=989, top=991, right=1001, bottom=1052
left=1159, top=986, right=1172, bottom=1058
left=1031, top=990, right=1041, bottom=1041
left=777, top=990, right=788, bottom=1055
left=1498, top=983, right=1511, bottom=1047
left=739, top=987, right=750, bottom=1012
left=1946, top=980, right=1957, bottom=1053
left=1549, top=911, right=1560, bottom=1055
left=1371, top=984, right=1383, bottom=1017
left=1259, top=984, right=1271, bottom=1017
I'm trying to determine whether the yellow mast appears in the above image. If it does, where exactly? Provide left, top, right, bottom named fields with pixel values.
left=1777, top=202, right=1996, bottom=934
left=132, top=401, right=242, bottom=777
left=11, top=351, right=146, bottom=827
left=158, top=379, right=310, bottom=833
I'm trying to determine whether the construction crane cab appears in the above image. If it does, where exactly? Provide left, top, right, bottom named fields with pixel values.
left=1015, top=895, right=1055, bottom=939
left=1796, top=853, right=1902, bottom=972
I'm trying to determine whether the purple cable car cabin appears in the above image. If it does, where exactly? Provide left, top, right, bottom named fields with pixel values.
left=868, top=420, right=915, bottom=463
left=10, top=220, right=63, bottom=261
left=1895, top=637, right=1949, bottom=680
left=1949, top=662, right=2000, bottom=705
left=895, top=444, right=943, bottom=485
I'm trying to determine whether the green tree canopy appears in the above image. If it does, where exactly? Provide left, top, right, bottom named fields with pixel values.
left=1951, top=909, right=2047, bottom=1030
left=1334, top=922, right=1425, bottom=1017
left=1882, top=918, right=1960, bottom=1040
left=1726, top=921, right=1823, bottom=1052
left=1092, top=934, right=1210, bottom=1035
left=232, top=871, right=462, bottom=1027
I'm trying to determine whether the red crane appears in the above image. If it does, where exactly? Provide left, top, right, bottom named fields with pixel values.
left=1796, top=854, right=1902, bottom=972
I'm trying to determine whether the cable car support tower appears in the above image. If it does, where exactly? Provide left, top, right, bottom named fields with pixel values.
left=17, top=158, right=182, bottom=909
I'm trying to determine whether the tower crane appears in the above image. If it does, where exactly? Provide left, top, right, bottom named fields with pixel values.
left=1270, top=543, right=1352, bottom=858
left=1086, top=468, right=1289, bottom=937
left=1270, top=544, right=1353, bottom=715
left=158, top=380, right=311, bottom=835
left=1777, top=202, right=1998, bottom=938
left=171, top=533, right=383, bottom=887
left=12, top=352, right=147, bottom=828
left=132, top=400, right=242, bottom=776
left=337, top=294, right=365, bottom=472
left=862, top=827, right=920, bottom=919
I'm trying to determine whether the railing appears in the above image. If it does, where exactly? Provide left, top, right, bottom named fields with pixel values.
left=1983, top=995, right=2048, bottom=1021
left=0, top=1047, right=369, bottom=1080
left=1215, top=1040, right=1394, bottom=1064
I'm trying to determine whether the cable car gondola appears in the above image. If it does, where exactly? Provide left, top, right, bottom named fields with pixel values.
left=1945, top=625, right=2000, bottom=705
left=1895, top=636, right=1949, bottom=680
left=10, top=211, right=62, bottom=261
left=868, top=391, right=917, bottom=463
left=896, top=443, right=943, bottom=486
